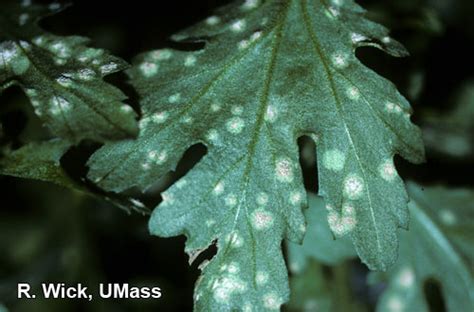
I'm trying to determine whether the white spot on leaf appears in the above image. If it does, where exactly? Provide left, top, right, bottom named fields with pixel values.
left=50, top=42, right=70, bottom=58
left=231, top=106, right=243, bottom=115
left=250, top=31, right=262, bottom=41
left=151, top=111, right=168, bottom=124
left=326, top=6, right=340, bottom=18
left=256, top=192, right=269, bottom=206
left=386, top=102, right=402, bottom=113
left=327, top=202, right=357, bottom=236
left=139, top=62, right=158, bottom=77
left=175, top=179, right=188, bottom=188
left=225, top=194, right=238, bottom=207
left=226, top=117, right=245, bottom=134
left=243, top=304, right=253, bottom=312
left=289, top=191, right=303, bottom=205
left=212, top=181, right=224, bottom=195
left=382, top=36, right=391, bottom=44
left=379, top=160, right=396, bottom=181
left=184, top=55, right=197, bottom=67
left=19, top=40, right=31, bottom=50
left=212, top=276, right=247, bottom=302
left=206, top=16, right=220, bottom=26
left=331, top=53, right=348, bottom=68
left=351, top=33, right=367, bottom=43
left=211, top=102, right=221, bottom=112
left=182, top=115, right=193, bottom=124
left=100, top=63, right=119, bottom=74
left=347, top=86, right=360, bottom=100
left=238, top=40, right=250, bottom=50
left=161, top=192, right=174, bottom=206
left=323, top=149, right=345, bottom=171
left=77, top=68, right=95, bottom=80
left=147, top=150, right=158, bottom=161
left=263, top=292, right=281, bottom=310
left=150, top=49, right=172, bottom=61
left=343, top=175, right=364, bottom=199
left=242, top=0, right=260, bottom=10
left=0, top=42, right=30, bottom=74
left=227, top=231, right=243, bottom=248
left=32, top=36, right=45, bottom=46
left=120, top=105, right=133, bottom=113
left=251, top=209, right=274, bottom=230
left=206, top=219, right=216, bottom=227
left=49, top=96, right=71, bottom=115
left=227, top=262, right=239, bottom=274
left=230, top=19, right=246, bottom=32
left=256, top=271, right=269, bottom=285
left=207, top=129, right=220, bottom=143
left=156, top=151, right=167, bottom=164
left=264, top=105, right=278, bottom=122
left=56, top=76, right=72, bottom=87
left=275, top=158, right=294, bottom=182
left=168, top=93, right=181, bottom=103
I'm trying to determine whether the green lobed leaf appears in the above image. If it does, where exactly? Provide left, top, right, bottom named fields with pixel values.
left=0, top=0, right=138, bottom=143
left=287, top=193, right=356, bottom=272
left=87, top=0, right=424, bottom=309
left=376, top=182, right=474, bottom=312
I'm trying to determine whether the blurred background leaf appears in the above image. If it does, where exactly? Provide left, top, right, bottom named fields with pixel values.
left=422, top=81, right=474, bottom=159
left=287, top=184, right=473, bottom=311
left=374, top=183, right=473, bottom=312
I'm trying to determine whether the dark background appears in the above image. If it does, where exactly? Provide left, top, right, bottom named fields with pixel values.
left=0, top=0, right=473, bottom=311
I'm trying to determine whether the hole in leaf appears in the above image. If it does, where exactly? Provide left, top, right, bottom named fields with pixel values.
left=143, top=143, right=207, bottom=207
left=0, top=110, right=27, bottom=148
left=0, top=86, right=29, bottom=146
left=423, top=278, right=446, bottom=312
left=61, top=142, right=151, bottom=215
left=190, top=241, right=218, bottom=269
left=297, top=135, right=318, bottom=193
left=167, top=39, right=206, bottom=52
left=103, top=71, right=142, bottom=118
left=60, top=141, right=102, bottom=183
